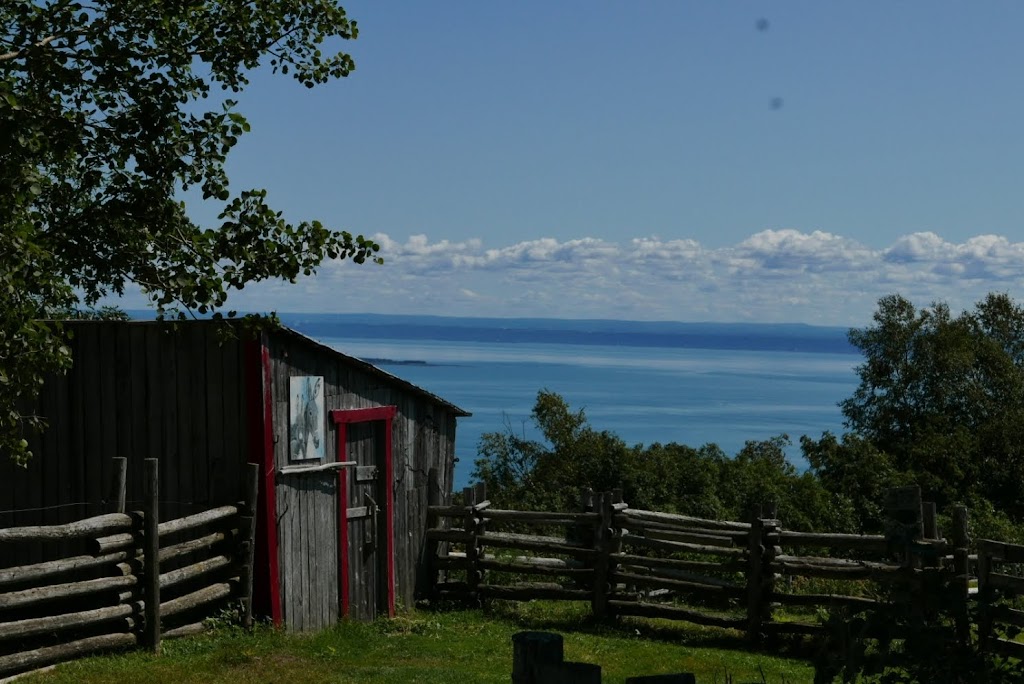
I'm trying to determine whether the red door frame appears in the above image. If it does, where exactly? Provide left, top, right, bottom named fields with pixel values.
left=244, top=337, right=282, bottom=626
left=330, top=406, right=397, bottom=619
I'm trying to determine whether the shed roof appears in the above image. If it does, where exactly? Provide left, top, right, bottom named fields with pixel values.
left=272, top=324, right=471, bottom=417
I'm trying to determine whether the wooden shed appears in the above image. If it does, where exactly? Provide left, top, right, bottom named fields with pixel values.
left=0, top=320, right=470, bottom=630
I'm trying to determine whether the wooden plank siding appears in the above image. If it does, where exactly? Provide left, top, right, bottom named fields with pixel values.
left=1, top=322, right=253, bottom=540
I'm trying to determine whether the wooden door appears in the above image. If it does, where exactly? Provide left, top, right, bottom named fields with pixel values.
left=330, top=406, right=396, bottom=620
left=275, top=468, right=339, bottom=632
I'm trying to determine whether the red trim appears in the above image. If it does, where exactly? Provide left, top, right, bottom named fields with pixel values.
left=260, top=342, right=282, bottom=626
left=330, top=406, right=398, bottom=618
left=243, top=337, right=282, bottom=626
left=329, top=406, right=398, bottom=424
left=336, top=423, right=350, bottom=618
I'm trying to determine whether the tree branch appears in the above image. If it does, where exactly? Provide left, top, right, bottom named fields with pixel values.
left=0, top=34, right=58, bottom=62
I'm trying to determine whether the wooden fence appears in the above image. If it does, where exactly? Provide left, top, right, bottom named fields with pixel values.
left=0, top=458, right=258, bottom=680
left=977, top=539, right=1024, bottom=659
left=427, top=484, right=1024, bottom=649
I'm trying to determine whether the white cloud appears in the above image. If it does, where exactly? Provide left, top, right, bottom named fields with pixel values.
left=883, top=232, right=949, bottom=263
left=116, top=230, right=1024, bottom=326
left=729, top=229, right=874, bottom=273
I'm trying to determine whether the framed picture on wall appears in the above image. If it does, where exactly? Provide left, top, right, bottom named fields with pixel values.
left=289, top=376, right=324, bottom=461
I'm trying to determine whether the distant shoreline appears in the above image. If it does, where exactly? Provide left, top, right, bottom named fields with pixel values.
left=124, top=310, right=858, bottom=356
left=361, top=358, right=433, bottom=366
left=287, top=317, right=856, bottom=356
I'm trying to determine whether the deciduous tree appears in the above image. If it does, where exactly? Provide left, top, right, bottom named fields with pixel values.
left=1, top=1, right=380, bottom=463
left=839, top=293, right=1024, bottom=516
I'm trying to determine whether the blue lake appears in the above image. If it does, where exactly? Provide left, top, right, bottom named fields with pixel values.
left=313, top=335, right=861, bottom=489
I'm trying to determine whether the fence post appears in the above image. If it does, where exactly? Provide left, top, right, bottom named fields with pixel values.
left=762, top=514, right=779, bottom=639
left=609, top=489, right=624, bottom=617
left=463, top=485, right=481, bottom=604
left=425, top=467, right=443, bottom=597
left=238, top=462, right=259, bottom=629
left=883, top=485, right=924, bottom=631
left=108, top=457, right=127, bottom=514
left=922, top=501, right=937, bottom=539
left=142, top=458, right=161, bottom=654
left=574, top=488, right=594, bottom=550
left=474, top=481, right=487, bottom=603
left=746, top=510, right=766, bottom=645
left=591, top=492, right=612, bottom=620
left=884, top=485, right=923, bottom=568
left=921, top=501, right=938, bottom=569
left=950, top=505, right=971, bottom=648
left=976, top=535, right=994, bottom=652
left=580, top=488, right=594, bottom=512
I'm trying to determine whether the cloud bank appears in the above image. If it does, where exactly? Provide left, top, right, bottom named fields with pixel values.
left=189, top=230, right=1024, bottom=326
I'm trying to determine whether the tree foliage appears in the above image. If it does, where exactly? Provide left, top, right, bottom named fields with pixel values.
left=473, top=390, right=853, bottom=531
left=839, top=293, right=1024, bottom=517
left=801, top=431, right=905, bottom=534
left=474, top=390, right=631, bottom=513
left=1, top=0, right=380, bottom=463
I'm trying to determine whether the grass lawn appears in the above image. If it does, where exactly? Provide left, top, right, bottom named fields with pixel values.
left=19, top=603, right=817, bottom=683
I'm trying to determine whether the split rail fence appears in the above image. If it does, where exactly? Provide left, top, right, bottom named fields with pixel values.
left=428, top=484, right=1024, bottom=650
left=0, top=458, right=258, bottom=681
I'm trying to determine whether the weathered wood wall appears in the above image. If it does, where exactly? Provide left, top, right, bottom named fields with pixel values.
left=266, top=330, right=463, bottom=630
left=0, top=322, right=250, bottom=565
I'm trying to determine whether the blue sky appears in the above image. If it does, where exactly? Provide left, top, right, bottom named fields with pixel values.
left=159, top=2, right=1024, bottom=326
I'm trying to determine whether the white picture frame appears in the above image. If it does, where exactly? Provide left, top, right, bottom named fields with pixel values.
left=289, top=376, right=325, bottom=461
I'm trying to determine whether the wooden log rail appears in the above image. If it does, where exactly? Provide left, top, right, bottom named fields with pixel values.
left=432, top=486, right=979, bottom=651
left=614, top=514, right=747, bottom=535
left=483, top=510, right=601, bottom=524
left=611, top=570, right=746, bottom=599
left=0, top=604, right=136, bottom=642
left=616, top=509, right=752, bottom=533
left=632, top=527, right=739, bottom=548
left=769, top=555, right=907, bottom=581
left=479, top=557, right=593, bottom=579
left=157, top=505, right=238, bottom=538
left=608, top=600, right=746, bottom=630
left=613, top=553, right=745, bottom=576
left=616, top=562, right=741, bottom=590
left=772, top=530, right=890, bottom=553
left=0, top=459, right=261, bottom=680
left=432, top=490, right=759, bottom=629
left=481, top=583, right=591, bottom=602
left=0, top=551, right=133, bottom=589
left=619, top=532, right=746, bottom=558
left=477, top=532, right=599, bottom=559
left=0, top=514, right=133, bottom=544
left=426, top=487, right=616, bottom=598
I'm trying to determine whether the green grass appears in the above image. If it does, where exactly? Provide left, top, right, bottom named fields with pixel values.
left=21, top=603, right=816, bottom=683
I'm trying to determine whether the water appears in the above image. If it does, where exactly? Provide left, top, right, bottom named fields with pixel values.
left=311, top=335, right=860, bottom=489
